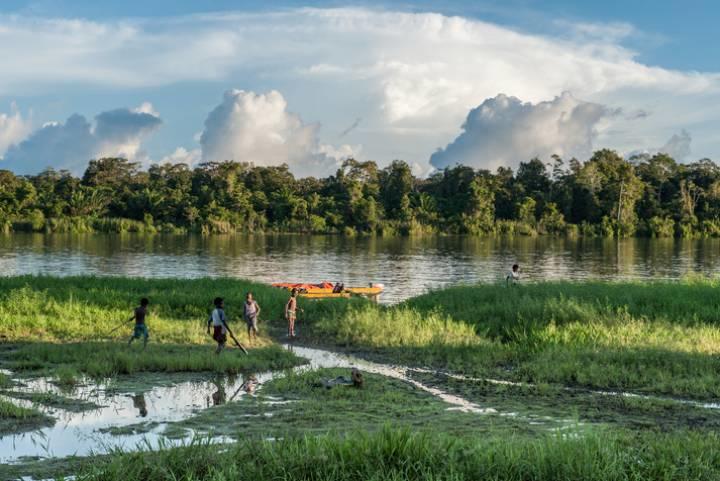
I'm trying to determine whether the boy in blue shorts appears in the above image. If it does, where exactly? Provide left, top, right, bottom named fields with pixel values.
left=128, top=298, right=150, bottom=349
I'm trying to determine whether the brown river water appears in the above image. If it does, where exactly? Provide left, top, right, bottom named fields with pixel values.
left=2, top=234, right=720, bottom=303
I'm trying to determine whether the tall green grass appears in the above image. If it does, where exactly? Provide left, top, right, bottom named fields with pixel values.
left=0, top=398, right=41, bottom=420
left=306, top=280, right=720, bottom=398
left=403, top=280, right=720, bottom=342
left=79, top=427, right=720, bottom=481
left=5, top=342, right=302, bottom=377
left=0, top=276, right=335, bottom=377
left=0, top=275, right=356, bottom=343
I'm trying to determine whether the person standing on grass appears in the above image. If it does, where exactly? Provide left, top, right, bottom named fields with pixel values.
left=506, top=264, right=520, bottom=287
left=244, top=292, right=260, bottom=343
left=285, top=288, right=298, bottom=339
left=127, top=298, right=149, bottom=349
left=207, top=297, right=228, bottom=354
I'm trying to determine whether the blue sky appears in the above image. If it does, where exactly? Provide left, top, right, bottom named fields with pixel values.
left=1, top=0, right=718, bottom=176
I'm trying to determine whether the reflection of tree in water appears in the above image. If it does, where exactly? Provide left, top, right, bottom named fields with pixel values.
left=132, top=393, right=148, bottom=417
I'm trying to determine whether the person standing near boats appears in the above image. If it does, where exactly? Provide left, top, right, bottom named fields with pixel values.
left=243, top=292, right=260, bottom=344
left=506, top=264, right=520, bottom=287
left=286, top=288, right=299, bottom=339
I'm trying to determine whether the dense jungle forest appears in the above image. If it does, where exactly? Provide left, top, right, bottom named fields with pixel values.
left=2, top=149, right=720, bottom=237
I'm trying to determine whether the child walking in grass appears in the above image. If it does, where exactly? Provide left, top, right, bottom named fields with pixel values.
left=127, top=298, right=149, bottom=349
left=285, top=288, right=298, bottom=339
left=207, top=297, right=228, bottom=354
left=244, top=292, right=260, bottom=344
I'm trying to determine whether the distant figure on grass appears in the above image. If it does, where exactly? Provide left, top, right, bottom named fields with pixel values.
left=207, top=297, right=228, bottom=354
left=127, top=298, right=150, bottom=349
left=286, top=288, right=299, bottom=339
left=244, top=292, right=261, bottom=343
left=506, top=264, right=520, bottom=287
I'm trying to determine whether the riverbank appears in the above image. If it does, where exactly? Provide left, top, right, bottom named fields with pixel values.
left=2, top=276, right=720, bottom=479
left=305, top=280, right=720, bottom=398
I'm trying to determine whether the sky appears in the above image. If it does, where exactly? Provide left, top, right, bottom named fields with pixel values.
left=0, top=0, right=719, bottom=177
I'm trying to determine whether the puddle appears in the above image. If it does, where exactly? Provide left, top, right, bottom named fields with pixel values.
left=0, top=345, right=509, bottom=464
left=287, top=345, right=495, bottom=414
left=0, top=373, right=261, bottom=463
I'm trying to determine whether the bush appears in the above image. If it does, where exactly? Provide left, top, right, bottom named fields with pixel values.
left=648, top=216, right=675, bottom=238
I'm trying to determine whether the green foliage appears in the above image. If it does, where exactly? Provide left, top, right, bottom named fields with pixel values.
left=307, top=280, right=720, bottom=398
left=1, top=150, right=718, bottom=237
left=4, top=342, right=302, bottom=378
left=79, top=427, right=720, bottom=481
left=648, top=216, right=676, bottom=237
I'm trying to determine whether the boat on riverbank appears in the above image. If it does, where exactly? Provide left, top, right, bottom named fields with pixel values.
left=272, top=282, right=384, bottom=298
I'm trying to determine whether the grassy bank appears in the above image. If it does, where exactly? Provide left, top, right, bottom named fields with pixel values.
left=73, top=427, right=720, bottom=481
left=0, top=276, right=347, bottom=377
left=1, top=342, right=302, bottom=379
left=0, top=275, right=350, bottom=344
left=308, top=280, right=720, bottom=398
left=0, top=398, right=53, bottom=435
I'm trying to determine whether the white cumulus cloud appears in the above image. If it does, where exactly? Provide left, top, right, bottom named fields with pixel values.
left=1, top=8, right=719, bottom=168
left=0, top=103, right=32, bottom=158
left=628, top=130, right=692, bottom=161
left=159, top=147, right=201, bottom=166
left=199, top=89, right=357, bottom=177
left=430, top=92, right=612, bottom=171
left=1, top=104, right=162, bottom=174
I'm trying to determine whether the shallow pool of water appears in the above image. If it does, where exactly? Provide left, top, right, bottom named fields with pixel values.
left=0, top=344, right=496, bottom=464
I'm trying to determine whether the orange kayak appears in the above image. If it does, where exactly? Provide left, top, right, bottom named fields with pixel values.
left=272, top=282, right=384, bottom=296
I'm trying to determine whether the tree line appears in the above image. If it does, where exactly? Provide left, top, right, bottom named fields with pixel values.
left=2, top=149, right=720, bottom=237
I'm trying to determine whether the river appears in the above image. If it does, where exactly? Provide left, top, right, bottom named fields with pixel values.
left=2, top=234, right=720, bottom=303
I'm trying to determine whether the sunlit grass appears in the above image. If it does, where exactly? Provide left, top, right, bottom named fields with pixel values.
left=307, top=280, right=720, bottom=398
left=79, top=427, right=720, bottom=481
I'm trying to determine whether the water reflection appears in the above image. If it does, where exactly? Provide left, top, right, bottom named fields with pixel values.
left=2, top=234, right=720, bottom=303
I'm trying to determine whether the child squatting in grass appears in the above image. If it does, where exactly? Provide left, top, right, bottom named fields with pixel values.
left=127, top=298, right=150, bottom=349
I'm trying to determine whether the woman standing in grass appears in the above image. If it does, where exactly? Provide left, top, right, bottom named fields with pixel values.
left=244, top=292, right=261, bottom=344
left=285, top=288, right=298, bottom=339
left=127, top=298, right=149, bottom=349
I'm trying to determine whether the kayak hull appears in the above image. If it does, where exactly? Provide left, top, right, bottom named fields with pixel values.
left=272, top=283, right=383, bottom=296
left=299, top=292, right=351, bottom=299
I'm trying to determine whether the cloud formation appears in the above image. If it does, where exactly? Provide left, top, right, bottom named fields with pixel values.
left=0, top=103, right=31, bottom=158
left=1, top=105, right=161, bottom=174
left=628, top=130, right=692, bottom=161
left=0, top=8, right=719, bottom=169
left=159, top=147, right=201, bottom=166
left=659, top=130, right=692, bottom=160
left=430, top=93, right=611, bottom=170
left=199, top=89, right=356, bottom=177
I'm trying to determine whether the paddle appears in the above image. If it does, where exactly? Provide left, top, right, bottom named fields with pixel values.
left=108, top=318, right=130, bottom=335
left=221, top=318, right=249, bottom=355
